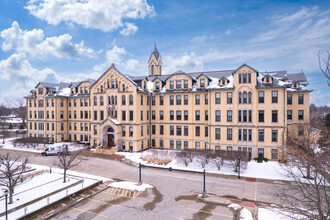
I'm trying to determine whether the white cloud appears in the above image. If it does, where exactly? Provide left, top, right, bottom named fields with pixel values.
left=93, top=45, right=143, bottom=74
left=225, top=29, right=232, bottom=35
left=120, top=23, right=138, bottom=36
left=164, top=52, right=203, bottom=74
left=25, top=0, right=155, bottom=32
left=0, top=21, right=95, bottom=59
left=191, top=35, right=217, bottom=44
left=0, top=53, right=59, bottom=100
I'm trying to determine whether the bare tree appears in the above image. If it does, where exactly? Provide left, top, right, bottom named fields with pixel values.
left=211, top=150, right=226, bottom=170
left=0, top=104, right=11, bottom=144
left=273, top=123, right=330, bottom=220
left=196, top=149, right=212, bottom=168
left=318, top=49, right=330, bottom=87
left=13, top=137, right=48, bottom=149
left=176, top=150, right=192, bottom=166
left=53, top=145, right=82, bottom=183
left=11, top=98, right=27, bottom=128
left=0, top=153, right=29, bottom=204
left=227, top=151, right=248, bottom=172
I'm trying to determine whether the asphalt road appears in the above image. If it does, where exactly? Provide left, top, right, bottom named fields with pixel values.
left=0, top=148, right=282, bottom=219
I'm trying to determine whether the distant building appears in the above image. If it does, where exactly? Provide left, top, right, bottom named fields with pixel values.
left=25, top=45, right=311, bottom=160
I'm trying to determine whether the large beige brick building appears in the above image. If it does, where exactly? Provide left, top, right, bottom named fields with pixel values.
left=25, top=45, right=311, bottom=160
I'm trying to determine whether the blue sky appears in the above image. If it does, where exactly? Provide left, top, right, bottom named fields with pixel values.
left=0, top=0, right=329, bottom=106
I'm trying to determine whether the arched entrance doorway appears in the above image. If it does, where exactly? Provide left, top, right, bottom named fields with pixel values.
left=107, top=127, right=115, bottom=148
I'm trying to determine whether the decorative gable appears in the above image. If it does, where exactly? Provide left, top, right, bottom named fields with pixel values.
left=262, top=75, right=273, bottom=85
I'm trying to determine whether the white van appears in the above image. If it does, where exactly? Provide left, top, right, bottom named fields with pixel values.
left=41, top=145, right=70, bottom=156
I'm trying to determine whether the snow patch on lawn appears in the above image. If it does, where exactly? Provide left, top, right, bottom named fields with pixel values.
left=228, top=203, right=241, bottom=210
left=240, top=208, right=253, bottom=220
left=258, top=207, right=302, bottom=220
left=108, top=181, right=153, bottom=191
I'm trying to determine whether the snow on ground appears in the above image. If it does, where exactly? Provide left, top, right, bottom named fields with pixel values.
left=0, top=138, right=88, bottom=154
left=117, top=150, right=291, bottom=181
left=228, top=203, right=241, bottom=210
left=258, top=207, right=301, bottom=220
left=0, top=163, right=112, bottom=219
left=240, top=208, right=253, bottom=220
left=108, top=181, right=153, bottom=191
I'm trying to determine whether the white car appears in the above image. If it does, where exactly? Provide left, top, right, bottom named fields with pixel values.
left=41, top=146, right=70, bottom=156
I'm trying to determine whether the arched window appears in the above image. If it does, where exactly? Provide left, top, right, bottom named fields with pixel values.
left=116, top=80, right=118, bottom=88
left=151, top=65, right=154, bottom=75
left=107, top=80, right=110, bottom=88
left=108, top=127, right=114, bottom=132
left=243, top=92, right=247, bottom=103
left=248, top=92, right=252, bottom=103
left=111, top=96, right=114, bottom=105
left=100, top=85, right=104, bottom=93
left=100, top=96, right=104, bottom=106
left=239, top=92, right=242, bottom=104
left=111, top=80, right=115, bottom=88
left=122, top=84, right=125, bottom=91
left=108, top=96, right=110, bottom=105
left=129, top=95, right=133, bottom=105
left=122, top=95, right=126, bottom=105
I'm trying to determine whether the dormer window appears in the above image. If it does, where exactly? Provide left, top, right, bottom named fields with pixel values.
left=84, top=87, right=88, bottom=93
left=38, top=88, right=43, bottom=95
left=200, top=79, right=205, bottom=88
left=222, top=79, right=226, bottom=85
left=170, top=81, right=174, bottom=89
left=71, top=89, right=74, bottom=95
left=155, top=82, right=160, bottom=90
left=184, top=80, right=188, bottom=88
left=266, top=77, right=269, bottom=83
left=292, top=82, right=299, bottom=88
left=176, top=80, right=182, bottom=89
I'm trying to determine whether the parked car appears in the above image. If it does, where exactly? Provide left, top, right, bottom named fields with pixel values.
left=41, top=145, right=70, bottom=156
left=16, top=129, right=27, bottom=134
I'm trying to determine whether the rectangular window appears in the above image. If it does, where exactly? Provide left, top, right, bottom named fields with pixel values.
left=287, top=94, right=292, bottom=105
left=141, top=95, right=143, bottom=105
left=258, top=129, right=264, bottom=142
left=170, top=126, right=174, bottom=135
left=184, top=95, right=188, bottom=105
left=195, top=95, right=200, bottom=105
left=100, top=110, right=104, bottom=120
left=170, top=140, right=174, bottom=149
left=160, top=96, right=164, bottom=105
left=152, top=125, right=156, bottom=135
left=258, top=91, right=264, bottom=103
left=160, top=125, right=164, bottom=135
left=122, top=126, right=126, bottom=136
left=170, top=110, right=174, bottom=120
left=272, top=110, right=278, bottom=123
left=227, top=92, right=232, bottom=104
left=258, top=148, right=264, bottom=158
left=60, top=99, right=63, bottom=107
left=243, top=110, right=247, bottom=122
left=227, top=110, right=232, bottom=122
left=184, top=126, right=188, bottom=136
left=176, top=110, right=182, bottom=120
left=298, top=126, right=304, bottom=136
left=243, top=74, right=247, bottom=83
left=227, top=128, right=232, bottom=140
left=94, top=111, right=97, bottom=120
left=239, top=74, right=242, bottom=83
left=176, top=80, right=182, bottom=89
left=129, top=127, right=133, bottom=137
left=176, top=95, right=181, bottom=105
left=243, top=129, right=247, bottom=141
left=184, top=80, right=188, bottom=88
left=195, top=142, right=200, bottom=150
left=205, top=94, right=208, bottom=105
left=184, top=141, right=188, bottom=149
left=195, top=126, right=200, bottom=136
left=200, top=79, right=205, bottom=88
left=205, top=110, right=208, bottom=121
left=215, top=128, right=221, bottom=140
left=176, top=141, right=182, bottom=150
left=155, top=82, right=160, bottom=90
left=248, top=110, right=252, bottom=122
left=272, top=91, right=278, bottom=103
left=141, top=126, right=143, bottom=136
left=85, top=123, right=88, bottom=131
left=195, top=110, right=200, bottom=121
left=141, top=111, right=143, bottom=121
left=215, top=93, right=221, bottom=104
left=122, top=111, right=126, bottom=121
left=129, top=111, right=133, bottom=121
left=298, top=110, right=304, bottom=120
left=184, top=110, right=188, bottom=120
left=152, top=110, right=156, bottom=120
left=227, top=146, right=232, bottom=151
left=170, top=96, right=174, bottom=105
left=272, top=130, right=278, bottom=142
left=248, top=73, right=251, bottom=83
left=248, top=129, right=252, bottom=141
left=287, top=110, right=292, bottom=120
left=170, top=81, right=174, bottom=89
left=259, top=110, right=264, bottom=122
left=152, top=96, right=155, bottom=105
left=205, top=126, right=208, bottom=137
left=215, top=110, right=221, bottom=122
left=271, top=149, right=278, bottom=160
left=176, top=126, right=182, bottom=136
left=238, top=111, right=241, bottom=122
left=298, top=94, right=304, bottom=104
left=160, top=110, right=164, bottom=120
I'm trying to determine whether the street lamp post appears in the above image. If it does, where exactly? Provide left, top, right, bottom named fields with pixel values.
left=4, top=189, right=8, bottom=220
